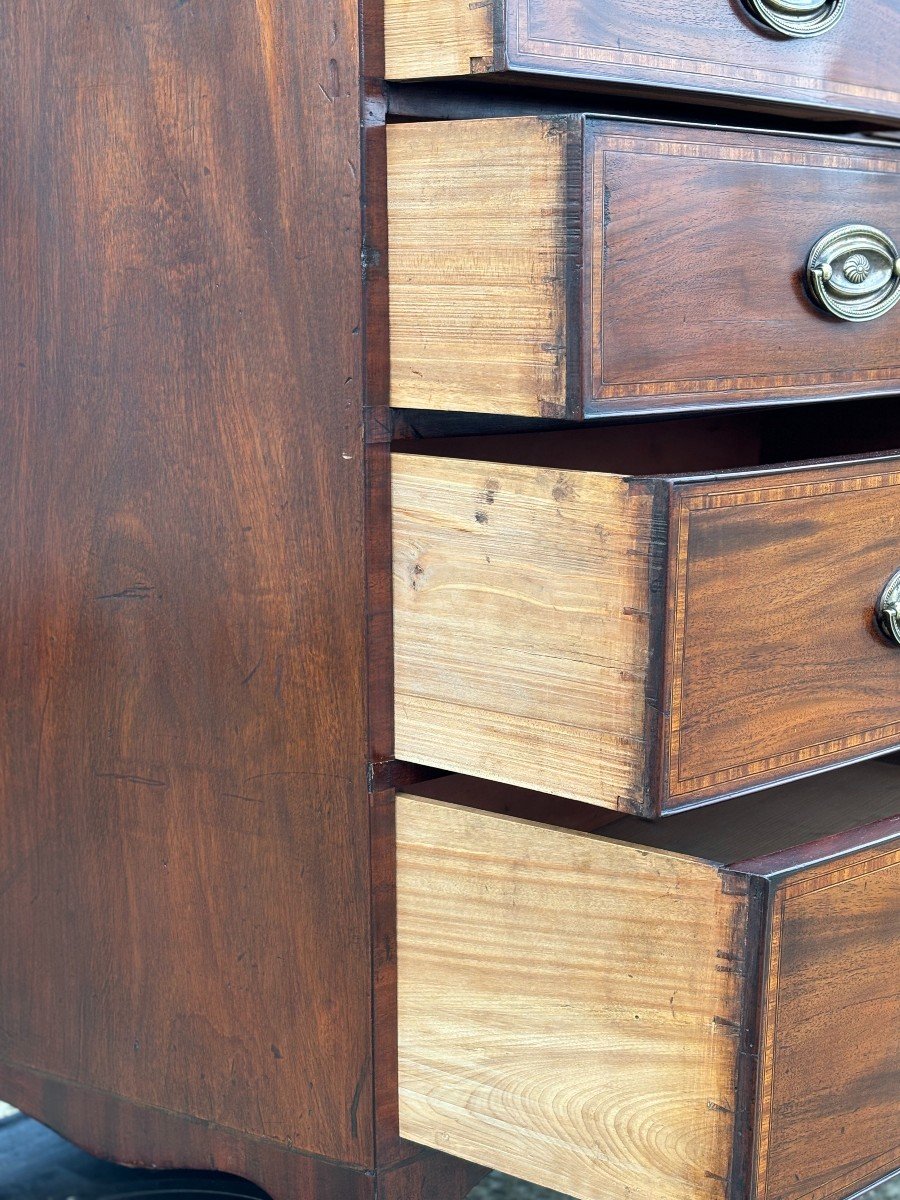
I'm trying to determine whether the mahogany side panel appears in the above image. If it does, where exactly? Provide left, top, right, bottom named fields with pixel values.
left=0, top=0, right=372, bottom=1172
left=0, top=1061, right=375, bottom=1200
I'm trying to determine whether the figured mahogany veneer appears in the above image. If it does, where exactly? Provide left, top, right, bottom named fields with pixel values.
left=388, top=116, right=900, bottom=418
left=0, top=4, right=485, bottom=1199
left=383, top=0, right=900, bottom=122
left=396, top=763, right=900, bottom=1200
left=393, top=422, right=900, bottom=812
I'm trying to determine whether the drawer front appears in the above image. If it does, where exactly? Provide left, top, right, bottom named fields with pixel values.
left=589, top=126, right=900, bottom=415
left=663, top=459, right=900, bottom=806
left=393, top=449, right=900, bottom=813
left=384, top=0, right=900, bottom=122
left=388, top=118, right=900, bottom=419
left=754, top=842, right=900, bottom=1200
left=396, top=789, right=900, bottom=1200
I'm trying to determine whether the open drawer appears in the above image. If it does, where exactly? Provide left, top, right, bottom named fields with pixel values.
left=387, top=117, right=900, bottom=419
left=396, top=764, right=900, bottom=1200
left=393, top=414, right=900, bottom=813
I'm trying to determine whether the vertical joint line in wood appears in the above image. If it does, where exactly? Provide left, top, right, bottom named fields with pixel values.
left=726, top=872, right=769, bottom=1200
left=642, top=477, right=673, bottom=816
left=563, top=115, right=585, bottom=420
left=491, top=0, right=507, bottom=73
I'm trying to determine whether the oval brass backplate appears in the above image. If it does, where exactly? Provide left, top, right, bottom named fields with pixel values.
left=744, top=0, right=845, bottom=37
left=875, top=571, right=900, bottom=647
left=806, top=225, right=900, bottom=322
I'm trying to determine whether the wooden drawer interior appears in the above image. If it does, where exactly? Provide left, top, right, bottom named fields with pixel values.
left=396, top=763, right=900, bottom=1200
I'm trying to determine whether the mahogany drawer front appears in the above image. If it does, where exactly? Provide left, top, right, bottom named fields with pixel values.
left=393, top=434, right=900, bottom=814
left=387, top=117, right=900, bottom=419
left=396, top=765, right=900, bottom=1200
left=383, top=0, right=900, bottom=122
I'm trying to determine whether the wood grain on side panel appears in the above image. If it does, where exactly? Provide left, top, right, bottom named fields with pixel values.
left=0, top=0, right=371, bottom=1173
left=387, top=117, right=573, bottom=418
left=396, top=795, right=748, bottom=1200
left=755, top=843, right=900, bottom=1200
left=392, top=453, right=656, bottom=811
left=384, top=0, right=496, bottom=78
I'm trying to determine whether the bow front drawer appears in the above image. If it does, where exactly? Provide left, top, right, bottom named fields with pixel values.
left=397, top=766, right=900, bottom=1200
left=384, top=0, right=900, bottom=122
left=392, top=420, right=900, bottom=813
left=387, top=117, right=900, bottom=419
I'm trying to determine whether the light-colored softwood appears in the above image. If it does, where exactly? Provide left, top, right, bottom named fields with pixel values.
left=383, top=0, right=494, bottom=79
left=392, top=452, right=657, bottom=811
left=392, top=440, right=900, bottom=813
left=396, top=794, right=749, bottom=1200
left=387, top=117, right=572, bottom=418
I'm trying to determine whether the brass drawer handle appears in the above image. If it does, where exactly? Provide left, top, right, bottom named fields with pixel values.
left=744, top=0, right=846, bottom=37
left=876, top=571, right=900, bottom=646
left=806, top=225, right=900, bottom=322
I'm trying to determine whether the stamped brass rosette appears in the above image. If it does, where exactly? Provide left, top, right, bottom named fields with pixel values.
left=806, top=225, right=900, bottom=322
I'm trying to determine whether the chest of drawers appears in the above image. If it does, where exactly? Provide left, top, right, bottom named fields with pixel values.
left=0, top=3, right=896, bottom=1200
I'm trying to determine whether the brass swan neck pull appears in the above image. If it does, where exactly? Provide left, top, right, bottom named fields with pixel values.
left=806, top=225, right=900, bottom=322
left=876, top=572, right=900, bottom=648
left=744, top=0, right=846, bottom=37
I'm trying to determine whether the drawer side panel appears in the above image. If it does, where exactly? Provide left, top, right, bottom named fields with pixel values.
left=396, top=795, right=749, bottom=1200
left=388, top=117, right=572, bottom=418
left=392, top=454, right=657, bottom=812
left=384, top=0, right=496, bottom=78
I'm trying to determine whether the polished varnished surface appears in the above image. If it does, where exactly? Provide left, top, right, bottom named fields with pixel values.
left=0, top=0, right=373, bottom=1186
left=384, top=0, right=900, bottom=120
left=665, top=457, right=900, bottom=803
left=756, top=843, right=900, bottom=1200
left=589, top=124, right=900, bottom=411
